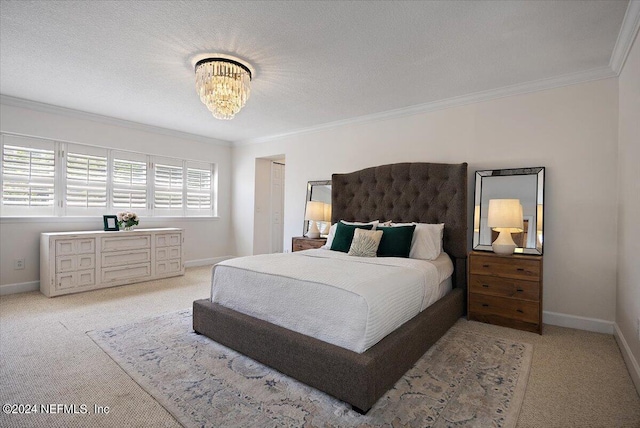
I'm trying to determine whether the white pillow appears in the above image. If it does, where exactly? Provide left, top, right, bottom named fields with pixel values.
left=322, top=220, right=380, bottom=249
left=391, top=222, right=444, bottom=260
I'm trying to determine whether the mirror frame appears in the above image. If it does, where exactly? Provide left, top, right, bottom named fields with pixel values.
left=303, top=180, right=332, bottom=236
left=473, top=167, right=545, bottom=255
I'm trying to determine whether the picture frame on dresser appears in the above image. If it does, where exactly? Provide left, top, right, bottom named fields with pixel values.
left=103, top=215, right=119, bottom=231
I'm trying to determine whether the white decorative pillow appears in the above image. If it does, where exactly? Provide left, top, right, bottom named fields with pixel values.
left=348, top=229, right=383, bottom=257
left=391, top=222, right=444, bottom=260
left=322, top=220, right=380, bottom=249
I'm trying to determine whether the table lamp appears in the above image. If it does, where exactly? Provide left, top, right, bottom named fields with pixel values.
left=487, top=199, right=523, bottom=255
left=305, top=201, right=325, bottom=239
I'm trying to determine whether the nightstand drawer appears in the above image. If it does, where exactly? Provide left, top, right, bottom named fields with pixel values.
left=292, top=237, right=327, bottom=252
left=470, top=254, right=541, bottom=281
left=469, top=274, right=540, bottom=301
left=469, top=293, right=539, bottom=324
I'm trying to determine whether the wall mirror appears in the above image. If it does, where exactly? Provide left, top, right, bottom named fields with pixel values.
left=303, top=180, right=332, bottom=236
left=473, top=167, right=545, bottom=255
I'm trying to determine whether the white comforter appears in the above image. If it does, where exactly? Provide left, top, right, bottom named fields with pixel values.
left=210, top=249, right=453, bottom=353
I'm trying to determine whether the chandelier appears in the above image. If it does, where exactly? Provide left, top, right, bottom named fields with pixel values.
left=195, top=57, right=252, bottom=120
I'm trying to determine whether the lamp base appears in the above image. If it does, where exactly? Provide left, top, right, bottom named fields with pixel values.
left=492, top=242, right=516, bottom=255
left=305, top=220, right=320, bottom=239
left=491, top=230, right=517, bottom=255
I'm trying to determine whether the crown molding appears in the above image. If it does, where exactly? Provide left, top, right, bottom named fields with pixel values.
left=610, top=0, right=640, bottom=75
left=235, top=65, right=616, bottom=147
left=0, top=95, right=232, bottom=147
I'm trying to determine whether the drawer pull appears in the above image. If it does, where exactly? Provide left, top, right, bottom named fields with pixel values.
left=516, top=309, right=524, bottom=313
left=482, top=284, right=490, bottom=288
left=482, top=304, right=489, bottom=307
left=516, top=288, right=524, bottom=292
left=516, top=268, right=525, bottom=271
left=483, top=264, right=490, bottom=268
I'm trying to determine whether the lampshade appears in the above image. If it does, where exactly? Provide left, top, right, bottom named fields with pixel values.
left=487, top=199, right=523, bottom=255
left=195, top=57, right=252, bottom=120
left=323, top=203, right=332, bottom=222
left=305, top=201, right=325, bottom=222
left=487, top=199, right=523, bottom=232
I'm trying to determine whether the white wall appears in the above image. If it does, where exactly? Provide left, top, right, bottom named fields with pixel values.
left=231, top=78, right=619, bottom=325
left=616, top=29, right=640, bottom=391
left=0, top=100, right=233, bottom=290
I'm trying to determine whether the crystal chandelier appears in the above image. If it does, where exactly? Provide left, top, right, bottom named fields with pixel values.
left=195, top=57, right=252, bottom=120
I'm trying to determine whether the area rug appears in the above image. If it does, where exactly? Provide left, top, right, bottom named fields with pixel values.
left=88, top=309, right=532, bottom=428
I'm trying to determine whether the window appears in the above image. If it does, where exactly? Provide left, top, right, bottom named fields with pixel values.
left=154, top=159, right=183, bottom=215
left=0, top=134, right=217, bottom=217
left=65, top=144, right=108, bottom=214
left=186, top=162, right=213, bottom=215
left=112, top=151, right=148, bottom=212
left=1, top=136, right=56, bottom=216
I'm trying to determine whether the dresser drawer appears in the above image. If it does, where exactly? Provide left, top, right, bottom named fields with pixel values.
left=156, top=233, right=181, bottom=248
left=101, top=262, right=151, bottom=283
left=56, top=254, right=95, bottom=273
left=101, top=235, right=151, bottom=252
left=156, top=259, right=182, bottom=275
left=102, top=249, right=151, bottom=267
left=470, top=254, right=541, bottom=281
left=469, top=274, right=540, bottom=301
left=55, top=238, right=95, bottom=256
left=156, top=246, right=181, bottom=261
left=469, top=293, right=539, bottom=324
left=56, top=269, right=95, bottom=290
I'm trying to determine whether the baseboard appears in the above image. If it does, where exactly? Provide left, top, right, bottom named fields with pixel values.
left=0, top=281, right=39, bottom=296
left=543, top=310, right=614, bottom=334
left=614, top=323, right=640, bottom=396
left=184, top=256, right=235, bottom=268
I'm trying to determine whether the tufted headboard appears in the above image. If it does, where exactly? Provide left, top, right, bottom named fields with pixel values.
left=332, top=162, right=468, bottom=289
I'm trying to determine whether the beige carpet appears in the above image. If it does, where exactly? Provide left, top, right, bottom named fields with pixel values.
left=1, top=266, right=639, bottom=427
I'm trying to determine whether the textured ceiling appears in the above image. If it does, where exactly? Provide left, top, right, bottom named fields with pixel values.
left=0, top=1, right=631, bottom=144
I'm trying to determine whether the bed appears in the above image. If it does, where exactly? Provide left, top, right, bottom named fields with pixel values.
left=193, top=161, right=468, bottom=413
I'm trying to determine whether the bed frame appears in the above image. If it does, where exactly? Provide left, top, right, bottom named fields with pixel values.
left=193, top=162, right=468, bottom=413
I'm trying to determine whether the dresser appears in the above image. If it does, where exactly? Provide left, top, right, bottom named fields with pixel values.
left=467, top=251, right=543, bottom=334
left=40, top=228, right=184, bottom=297
left=292, top=236, right=327, bottom=252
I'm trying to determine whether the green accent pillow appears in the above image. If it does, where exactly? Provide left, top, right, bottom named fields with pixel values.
left=330, top=222, right=374, bottom=253
left=377, top=225, right=416, bottom=258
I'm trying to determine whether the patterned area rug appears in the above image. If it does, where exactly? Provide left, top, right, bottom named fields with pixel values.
left=88, top=310, right=532, bottom=428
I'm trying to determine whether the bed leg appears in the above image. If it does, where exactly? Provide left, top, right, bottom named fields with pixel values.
left=351, top=405, right=369, bottom=415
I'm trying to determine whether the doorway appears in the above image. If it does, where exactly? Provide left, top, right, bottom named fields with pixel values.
left=253, top=156, right=285, bottom=254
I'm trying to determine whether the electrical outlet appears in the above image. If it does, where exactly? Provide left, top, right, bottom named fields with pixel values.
left=14, top=258, right=25, bottom=270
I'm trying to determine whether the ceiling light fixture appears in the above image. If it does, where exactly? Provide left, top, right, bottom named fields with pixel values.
left=195, top=57, right=252, bottom=120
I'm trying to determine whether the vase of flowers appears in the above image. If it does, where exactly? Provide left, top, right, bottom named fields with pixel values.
left=117, top=211, right=139, bottom=231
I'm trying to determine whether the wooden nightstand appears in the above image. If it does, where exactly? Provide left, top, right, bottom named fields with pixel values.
left=292, top=236, right=327, bottom=252
left=467, top=251, right=543, bottom=334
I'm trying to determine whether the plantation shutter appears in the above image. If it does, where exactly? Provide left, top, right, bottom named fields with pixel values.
left=65, top=144, right=107, bottom=214
left=112, top=151, right=148, bottom=212
left=186, top=162, right=213, bottom=215
left=1, top=135, right=56, bottom=216
left=153, top=158, right=183, bottom=215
